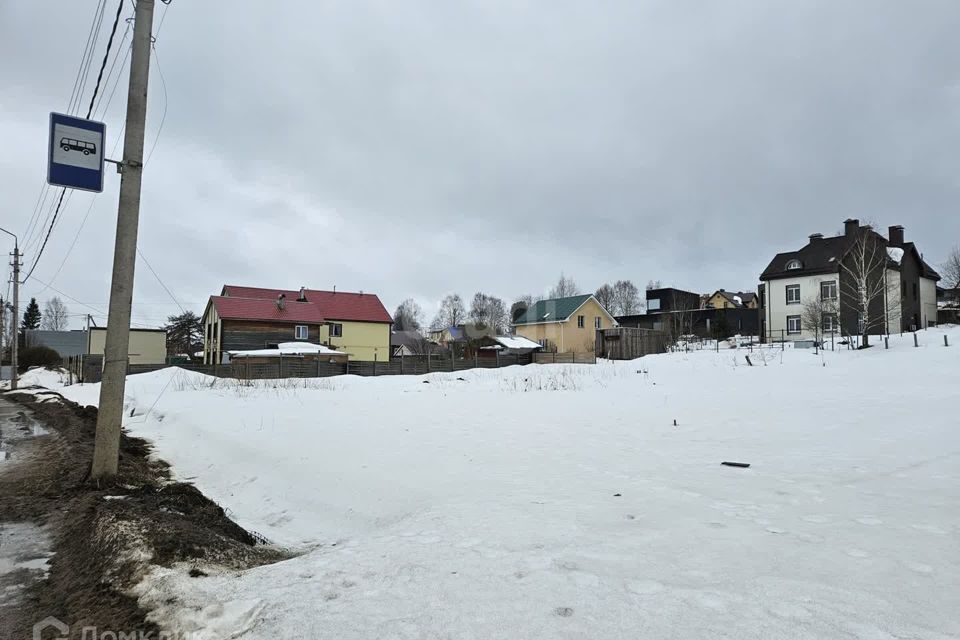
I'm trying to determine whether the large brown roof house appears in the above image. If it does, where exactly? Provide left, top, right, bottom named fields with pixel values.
left=758, top=219, right=940, bottom=341
left=202, top=285, right=393, bottom=363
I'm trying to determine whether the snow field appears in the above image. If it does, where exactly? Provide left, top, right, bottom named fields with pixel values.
left=29, top=327, right=960, bottom=638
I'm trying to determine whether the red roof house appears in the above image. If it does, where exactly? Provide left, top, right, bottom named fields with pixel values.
left=202, top=285, right=393, bottom=364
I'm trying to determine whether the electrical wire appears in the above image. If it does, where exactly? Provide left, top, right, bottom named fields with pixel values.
left=65, top=0, right=107, bottom=115
left=137, top=248, right=185, bottom=314
left=92, top=17, right=132, bottom=117
left=145, top=43, right=168, bottom=165
left=85, top=0, right=125, bottom=120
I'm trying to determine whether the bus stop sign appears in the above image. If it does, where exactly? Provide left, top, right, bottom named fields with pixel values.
left=47, top=112, right=106, bottom=192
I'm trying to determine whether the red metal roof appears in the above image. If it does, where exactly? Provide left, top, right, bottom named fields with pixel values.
left=210, top=296, right=326, bottom=324
left=218, top=285, right=393, bottom=323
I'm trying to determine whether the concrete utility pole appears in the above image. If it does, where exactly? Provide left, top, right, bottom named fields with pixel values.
left=91, top=0, right=155, bottom=481
left=1, top=227, right=18, bottom=390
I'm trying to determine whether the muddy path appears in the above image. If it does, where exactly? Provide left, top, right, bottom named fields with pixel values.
left=0, top=391, right=286, bottom=640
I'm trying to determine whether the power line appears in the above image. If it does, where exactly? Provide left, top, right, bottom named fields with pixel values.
left=145, top=43, right=168, bottom=165
left=93, top=16, right=133, bottom=117
left=21, top=189, right=68, bottom=283
left=22, top=277, right=167, bottom=329
left=66, top=0, right=107, bottom=115
left=85, top=0, right=126, bottom=119
left=137, top=248, right=185, bottom=314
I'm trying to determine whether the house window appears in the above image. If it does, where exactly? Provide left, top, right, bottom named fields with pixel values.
left=820, top=280, right=837, bottom=300
left=787, top=315, right=801, bottom=334
left=577, top=315, right=585, bottom=328
left=647, top=298, right=661, bottom=311
left=785, top=285, right=801, bottom=305
left=294, top=325, right=308, bottom=340
left=786, top=259, right=802, bottom=270
left=594, top=317, right=601, bottom=329
left=822, top=313, right=836, bottom=332
left=329, top=322, right=343, bottom=338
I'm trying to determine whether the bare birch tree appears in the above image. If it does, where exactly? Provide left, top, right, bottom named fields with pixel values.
left=549, top=274, right=579, bottom=298
left=594, top=284, right=615, bottom=312
left=942, top=246, right=960, bottom=290
left=839, top=231, right=896, bottom=347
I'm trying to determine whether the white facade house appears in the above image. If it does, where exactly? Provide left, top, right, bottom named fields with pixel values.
left=764, top=272, right=840, bottom=341
left=760, top=220, right=941, bottom=342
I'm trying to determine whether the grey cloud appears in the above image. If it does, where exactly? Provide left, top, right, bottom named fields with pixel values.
left=1, top=0, right=959, bottom=325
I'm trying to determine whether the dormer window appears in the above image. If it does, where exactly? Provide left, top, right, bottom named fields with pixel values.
left=786, top=259, right=802, bottom=270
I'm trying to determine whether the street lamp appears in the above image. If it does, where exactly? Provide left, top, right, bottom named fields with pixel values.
left=0, top=226, right=19, bottom=390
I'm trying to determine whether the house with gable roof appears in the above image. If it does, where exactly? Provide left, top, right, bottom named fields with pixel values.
left=202, top=285, right=393, bottom=364
left=511, top=294, right=617, bottom=354
left=759, top=219, right=940, bottom=341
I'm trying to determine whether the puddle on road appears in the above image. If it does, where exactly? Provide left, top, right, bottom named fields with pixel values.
left=0, top=522, right=54, bottom=607
left=0, top=403, right=50, bottom=467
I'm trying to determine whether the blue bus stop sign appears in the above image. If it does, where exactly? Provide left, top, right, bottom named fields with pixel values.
left=47, top=112, right=106, bottom=192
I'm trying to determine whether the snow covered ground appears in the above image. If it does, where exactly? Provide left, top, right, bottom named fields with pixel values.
left=33, top=328, right=960, bottom=638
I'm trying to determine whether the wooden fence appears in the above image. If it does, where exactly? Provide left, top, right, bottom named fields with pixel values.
left=531, top=352, right=597, bottom=365
left=595, top=327, right=668, bottom=360
left=76, top=352, right=540, bottom=383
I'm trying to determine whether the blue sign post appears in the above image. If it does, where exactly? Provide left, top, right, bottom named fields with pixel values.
left=47, top=112, right=107, bottom=192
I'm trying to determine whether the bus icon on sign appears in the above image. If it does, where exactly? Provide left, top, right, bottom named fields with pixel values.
left=60, top=137, right=97, bottom=155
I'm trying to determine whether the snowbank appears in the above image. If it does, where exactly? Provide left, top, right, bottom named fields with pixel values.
left=31, top=328, right=960, bottom=639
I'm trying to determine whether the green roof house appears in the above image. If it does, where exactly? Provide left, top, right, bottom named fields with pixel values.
left=512, top=294, right=617, bottom=354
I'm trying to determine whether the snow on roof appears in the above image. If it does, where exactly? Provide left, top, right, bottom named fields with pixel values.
left=227, top=342, right=346, bottom=358
left=733, top=295, right=743, bottom=304
left=493, top=335, right=542, bottom=349
left=887, top=247, right=905, bottom=264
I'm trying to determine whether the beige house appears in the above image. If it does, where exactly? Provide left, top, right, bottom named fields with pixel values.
left=512, top=294, right=617, bottom=353
left=87, top=327, right=167, bottom=365
left=705, top=290, right=758, bottom=310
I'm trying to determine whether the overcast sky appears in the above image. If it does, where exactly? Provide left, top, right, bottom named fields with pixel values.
left=2, top=1, right=959, bottom=328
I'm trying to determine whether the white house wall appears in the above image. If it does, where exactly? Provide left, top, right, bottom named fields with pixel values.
left=920, top=277, right=937, bottom=328
left=885, top=269, right=902, bottom=334
left=766, top=273, right=840, bottom=340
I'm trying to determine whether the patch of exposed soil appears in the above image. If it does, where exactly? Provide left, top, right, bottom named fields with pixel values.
left=0, top=392, right=288, bottom=640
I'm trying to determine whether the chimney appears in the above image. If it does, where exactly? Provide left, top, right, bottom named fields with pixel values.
left=888, top=225, right=904, bottom=247
left=276, top=293, right=286, bottom=310
left=809, top=233, right=824, bottom=241
left=844, top=218, right=859, bottom=237
left=298, top=286, right=306, bottom=301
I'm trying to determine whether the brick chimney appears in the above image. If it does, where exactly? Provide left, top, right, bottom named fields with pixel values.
left=888, top=225, right=904, bottom=247
left=844, top=218, right=859, bottom=237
